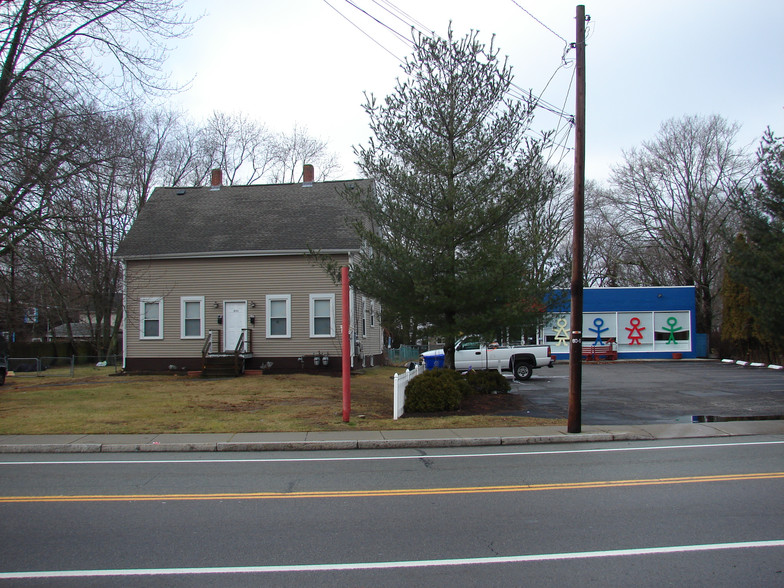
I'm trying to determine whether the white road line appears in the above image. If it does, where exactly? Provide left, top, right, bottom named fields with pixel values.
left=1, top=540, right=782, bottom=579
left=1, top=440, right=783, bottom=466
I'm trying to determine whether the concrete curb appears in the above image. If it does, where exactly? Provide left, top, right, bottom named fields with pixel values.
left=0, top=444, right=103, bottom=454
left=217, top=440, right=358, bottom=452
left=1, top=423, right=778, bottom=453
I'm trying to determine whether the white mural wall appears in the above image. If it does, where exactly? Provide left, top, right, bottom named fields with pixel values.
left=544, top=311, right=692, bottom=354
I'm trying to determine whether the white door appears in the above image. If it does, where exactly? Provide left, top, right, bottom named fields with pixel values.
left=224, top=301, right=247, bottom=352
left=454, top=339, right=483, bottom=370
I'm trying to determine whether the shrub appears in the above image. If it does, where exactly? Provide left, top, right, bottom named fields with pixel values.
left=404, top=369, right=471, bottom=413
left=464, top=369, right=511, bottom=395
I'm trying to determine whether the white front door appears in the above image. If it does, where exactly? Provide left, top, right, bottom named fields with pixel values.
left=224, top=301, right=247, bottom=352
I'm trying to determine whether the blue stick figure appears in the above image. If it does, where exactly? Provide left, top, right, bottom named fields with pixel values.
left=588, top=317, right=608, bottom=345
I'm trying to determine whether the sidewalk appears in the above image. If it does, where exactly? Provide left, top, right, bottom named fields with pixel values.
left=1, top=420, right=782, bottom=453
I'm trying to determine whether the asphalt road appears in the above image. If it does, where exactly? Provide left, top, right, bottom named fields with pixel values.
left=1, top=436, right=783, bottom=586
left=512, top=361, right=784, bottom=424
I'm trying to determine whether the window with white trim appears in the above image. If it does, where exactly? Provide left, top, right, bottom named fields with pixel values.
left=140, top=297, right=163, bottom=340
left=180, top=296, right=204, bottom=339
left=370, top=301, right=375, bottom=327
left=310, top=294, right=335, bottom=337
left=266, top=295, right=291, bottom=338
left=361, top=297, right=367, bottom=337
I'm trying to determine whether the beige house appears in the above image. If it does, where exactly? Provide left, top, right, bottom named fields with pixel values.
left=116, top=169, right=383, bottom=374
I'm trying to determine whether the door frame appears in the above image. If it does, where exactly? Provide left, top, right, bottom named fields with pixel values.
left=223, top=300, right=248, bottom=353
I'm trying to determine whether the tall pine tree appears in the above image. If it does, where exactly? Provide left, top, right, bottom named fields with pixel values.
left=345, top=27, right=565, bottom=367
left=727, top=129, right=784, bottom=361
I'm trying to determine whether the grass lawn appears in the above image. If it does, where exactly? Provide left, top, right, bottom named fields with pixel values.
left=0, top=366, right=564, bottom=435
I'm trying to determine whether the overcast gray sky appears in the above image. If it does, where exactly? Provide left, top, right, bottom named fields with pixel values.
left=166, top=0, right=784, bottom=184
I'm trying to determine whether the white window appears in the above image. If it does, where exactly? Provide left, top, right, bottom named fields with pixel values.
left=361, top=297, right=367, bottom=337
left=180, top=297, right=204, bottom=339
left=310, top=294, right=335, bottom=338
left=370, top=301, right=375, bottom=327
left=266, top=295, right=291, bottom=338
left=140, top=297, right=163, bottom=340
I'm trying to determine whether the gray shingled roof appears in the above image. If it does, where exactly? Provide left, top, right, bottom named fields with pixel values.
left=116, top=179, right=372, bottom=259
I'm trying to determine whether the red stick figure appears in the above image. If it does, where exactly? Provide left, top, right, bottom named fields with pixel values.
left=625, top=317, right=645, bottom=345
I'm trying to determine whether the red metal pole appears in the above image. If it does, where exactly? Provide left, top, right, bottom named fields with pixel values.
left=341, top=266, right=351, bottom=422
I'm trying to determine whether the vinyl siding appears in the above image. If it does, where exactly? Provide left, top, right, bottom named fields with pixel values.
left=124, top=254, right=383, bottom=360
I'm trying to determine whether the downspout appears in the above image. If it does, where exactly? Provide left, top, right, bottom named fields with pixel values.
left=349, top=281, right=355, bottom=369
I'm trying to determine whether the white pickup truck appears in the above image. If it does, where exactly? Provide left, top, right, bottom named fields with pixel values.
left=422, top=335, right=554, bottom=381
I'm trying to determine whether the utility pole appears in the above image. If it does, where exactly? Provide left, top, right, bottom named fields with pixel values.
left=568, top=4, right=587, bottom=434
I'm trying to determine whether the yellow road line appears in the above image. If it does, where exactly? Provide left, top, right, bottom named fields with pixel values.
left=2, top=472, right=782, bottom=504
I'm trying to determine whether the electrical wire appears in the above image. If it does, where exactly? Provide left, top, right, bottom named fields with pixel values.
left=327, top=0, right=576, bottom=142
left=507, top=0, right=569, bottom=45
left=545, top=65, right=577, bottom=167
left=344, top=0, right=414, bottom=47
left=321, top=0, right=406, bottom=64
left=372, top=0, right=434, bottom=37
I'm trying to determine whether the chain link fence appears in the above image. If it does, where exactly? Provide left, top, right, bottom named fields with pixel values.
left=386, top=345, right=427, bottom=365
left=6, top=355, right=120, bottom=378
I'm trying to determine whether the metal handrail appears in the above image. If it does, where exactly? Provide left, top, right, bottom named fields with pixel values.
left=234, top=331, right=245, bottom=355
left=202, top=331, right=213, bottom=361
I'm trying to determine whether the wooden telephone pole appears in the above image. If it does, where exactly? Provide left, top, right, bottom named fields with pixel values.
left=568, top=4, right=587, bottom=434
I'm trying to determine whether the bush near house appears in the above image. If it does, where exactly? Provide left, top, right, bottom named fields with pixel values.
left=404, top=368, right=512, bottom=413
left=464, top=369, right=511, bottom=395
left=405, top=369, right=470, bottom=412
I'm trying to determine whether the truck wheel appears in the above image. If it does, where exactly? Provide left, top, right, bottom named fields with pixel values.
left=514, top=362, right=533, bottom=381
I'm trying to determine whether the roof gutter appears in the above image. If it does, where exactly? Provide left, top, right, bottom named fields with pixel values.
left=117, top=248, right=361, bottom=261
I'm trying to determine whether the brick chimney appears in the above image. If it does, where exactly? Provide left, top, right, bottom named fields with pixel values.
left=302, top=164, right=314, bottom=187
left=210, top=169, right=222, bottom=191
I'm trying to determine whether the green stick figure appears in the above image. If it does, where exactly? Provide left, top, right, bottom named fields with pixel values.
left=663, top=316, right=682, bottom=344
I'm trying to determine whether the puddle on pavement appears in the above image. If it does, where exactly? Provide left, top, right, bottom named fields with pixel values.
left=690, top=414, right=784, bottom=423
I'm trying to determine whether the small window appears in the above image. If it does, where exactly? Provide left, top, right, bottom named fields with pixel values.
left=141, top=298, right=163, bottom=340
left=266, top=295, right=291, bottom=338
left=458, top=340, right=481, bottom=351
left=180, top=297, right=204, bottom=339
left=370, top=301, right=375, bottom=327
left=310, top=294, right=335, bottom=337
left=361, top=298, right=367, bottom=337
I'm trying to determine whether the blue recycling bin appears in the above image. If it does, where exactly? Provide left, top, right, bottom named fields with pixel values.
left=423, top=352, right=444, bottom=370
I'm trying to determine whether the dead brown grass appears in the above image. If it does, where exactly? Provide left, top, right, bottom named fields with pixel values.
left=0, top=367, right=563, bottom=434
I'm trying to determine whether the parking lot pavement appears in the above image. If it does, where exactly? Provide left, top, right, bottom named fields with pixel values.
left=510, top=360, right=784, bottom=425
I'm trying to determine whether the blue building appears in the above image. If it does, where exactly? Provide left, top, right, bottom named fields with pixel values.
left=544, top=286, right=703, bottom=359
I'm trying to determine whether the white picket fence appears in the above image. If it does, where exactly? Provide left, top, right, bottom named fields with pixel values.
left=392, top=363, right=425, bottom=419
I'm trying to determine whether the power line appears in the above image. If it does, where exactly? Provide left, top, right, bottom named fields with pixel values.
left=321, top=0, right=405, bottom=64
left=372, top=0, right=434, bottom=38
left=508, top=82, right=573, bottom=122
left=344, top=0, right=414, bottom=47
left=327, top=0, right=576, bottom=137
left=546, top=65, right=577, bottom=168
left=508, top=0, right=569, bottom=45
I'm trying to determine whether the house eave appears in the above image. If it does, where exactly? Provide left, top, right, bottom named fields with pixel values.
left=117, top=248, right=360, bottom=261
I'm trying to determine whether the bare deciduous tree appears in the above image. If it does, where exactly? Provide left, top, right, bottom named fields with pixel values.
left=0, top=1, right=194, bottom=336
left=127, top=108, right=181, bottom=209
left=198, top=111, right=275, bottom=186
left=18, top=110, right=137, bottom=354
left=270, top=123, right=342, bottom=183
left=0, top=0, right=194, bottom=112
left=608, top=114, right=753, bottom=335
